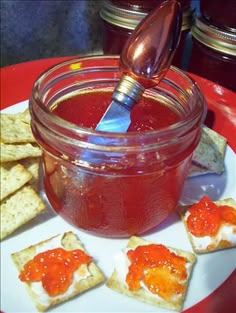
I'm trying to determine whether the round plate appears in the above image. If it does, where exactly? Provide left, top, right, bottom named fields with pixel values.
left=1, top=59, right=236, bottom=313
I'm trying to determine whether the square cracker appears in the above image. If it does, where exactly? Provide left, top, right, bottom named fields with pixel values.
left=0, top=142, right=42, bottom=163
left=0, top=185, right=46, bottom=240
left=0, top=161, right=32, bottom=201
left=180, top=198, right=236, bottom=254
left=20, top=157, right=40, bottom=191
left=192, top=126, right=227, bottom=174
left=106, top=236, right=196, bottom=311
left=0, top=109, right=36, bottom=143
left=11, top=231, right=105, bottom=311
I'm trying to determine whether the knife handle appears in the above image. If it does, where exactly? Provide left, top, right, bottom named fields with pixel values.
left=120, top=0, right=182, bottom=88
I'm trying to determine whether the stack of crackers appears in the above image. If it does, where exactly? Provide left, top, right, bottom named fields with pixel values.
left=0, top=109, right=46, bottom=240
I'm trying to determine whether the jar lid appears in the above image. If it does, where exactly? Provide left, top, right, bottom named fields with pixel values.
left=100, top=0, right=193, bottom=31
left=110, top=0, right=163, bottom=13
left=100, top=0, right=146, bottom=30
left=191, top=17, right=236, bottom=56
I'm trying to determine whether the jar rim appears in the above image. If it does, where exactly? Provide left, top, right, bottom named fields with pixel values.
left=191, top=17, right=236, bottom=56
left=30, top=55, right=206, bottom=151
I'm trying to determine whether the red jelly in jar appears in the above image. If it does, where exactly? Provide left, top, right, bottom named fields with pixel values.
left=200, top=0, right=236, bottom=31
left=100, top=0, right=193, bottom=68
left=30, top=56, right=206, bottom=238
left=188, top=17, right=236, bottom=92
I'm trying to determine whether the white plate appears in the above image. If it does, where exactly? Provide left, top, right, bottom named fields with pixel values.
left=1, top=101, right=236, bottom=313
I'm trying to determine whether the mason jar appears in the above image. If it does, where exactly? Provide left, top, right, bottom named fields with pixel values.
left=189, top=17, right=236, bottom=92
left=111, top=0, right=191, bottom=11
left=30, top=55, right=206, bottom=238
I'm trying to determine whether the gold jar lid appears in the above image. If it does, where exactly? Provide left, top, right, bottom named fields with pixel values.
left=100, top=0, right=146, bottom=30
left=191, top=17, right=236, bottom=56
left=100, top=0, right=193, bottom=31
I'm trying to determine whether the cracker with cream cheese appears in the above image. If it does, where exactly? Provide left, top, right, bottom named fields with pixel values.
left=180, top=198, right=236, bottom=253
left=106, top=236, right=196, bottom=311
left=11, top=231, right=105, bottom=312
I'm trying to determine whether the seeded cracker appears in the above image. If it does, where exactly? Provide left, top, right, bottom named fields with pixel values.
left=0, top=142, right=42, bottom=162
left=20, top=157, right=40, bottom=191
left=11, top=231, right=105, bottom=311
left=0, top=185, right=46, bottom=240
left=192, top=126, right=227, bottom=174
left=0, top=109, right=36, bottom=143
left=0, top=161, right=32, bottom=201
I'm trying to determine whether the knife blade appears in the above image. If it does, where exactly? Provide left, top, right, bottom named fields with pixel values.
left=96, top=100, right=131, bottom=132
left=96, top=76, right=144, bottom=132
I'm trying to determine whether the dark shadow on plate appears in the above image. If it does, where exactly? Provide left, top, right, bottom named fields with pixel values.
left=204, top=109, right=215, bottom=130
left=180, top=168, right=227, bottom=206
left=142, top=211, right=180, bottom=236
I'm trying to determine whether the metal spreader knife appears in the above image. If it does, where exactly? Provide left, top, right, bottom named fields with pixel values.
left=96, top=0, right=182, bottom=133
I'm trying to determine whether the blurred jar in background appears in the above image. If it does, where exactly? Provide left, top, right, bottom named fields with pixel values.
left=100, top=0, right=193, bottom=69
left=188, top=17, right=236, bottom=92
left=200, top=0, right=236, bottom=31
left=111, top=0, right=165, bottom=12
left=111, top=0, right=190, bottom=11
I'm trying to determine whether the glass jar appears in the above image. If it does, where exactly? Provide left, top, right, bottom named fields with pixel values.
left=200, top=0, right=236, bottom=31
left=100, top=0, right=193, bottom=68
left=111, top=0, right=163, bottom=12
left=30, top=56, right=206, bottom=238
left=188, top=17, right=236, bottom=92
left=111, top=0, right=191, bottom=11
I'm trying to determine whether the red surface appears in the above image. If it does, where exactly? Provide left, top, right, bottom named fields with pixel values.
left=183, top=269, right=236, bottom=313
left=0, top=56, right=75, bottom=109
left=189, top=73, right=236, bottom=152
left=1, top=56, right=236, bottom=312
